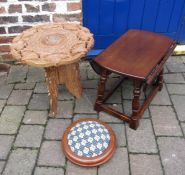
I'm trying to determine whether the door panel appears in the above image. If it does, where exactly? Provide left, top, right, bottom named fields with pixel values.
left=84, top=0, right=99, bottom=34
left=83, top=0, right=185, bottom=49
left=114, top=0, right=130, bottom=34
left=99, top=0, right=115, bottom=34
left=168, top=0, right=184, bottom=32
left=128, top=0, right=145, bottom=29
left=141, top=0, right=160, bottom=31
left=155, top=0, right=174, bottom=33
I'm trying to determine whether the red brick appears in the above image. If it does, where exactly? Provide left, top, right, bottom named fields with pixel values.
left=0, top=36, right=14, bottom=44
left=0, top=45, right=10, bottom=52
left=52, top=14, right=66, bottom=23
left=67, top=3, right=81, bottom=11
left=8, top=26, right=31, bottom=33
left=0, top=27, right=6, bottom=34
left=0, top=53, right=14, bottom=62
left=25, top=4, right=40, bottom=12
left=66, top=13, right=82, bottom=22
left=8, top=4, right=22, bottom=13
left=0, top=6, right=6, bottom=14
left=42, top=3, right=56, bottom=12
left=0, top=16, right=18, bottom=24
left=53, top=13, right=82, bottom=23
left=22, top=15, right=50, bottom=22
left=18, top=0, right=46, bottom=2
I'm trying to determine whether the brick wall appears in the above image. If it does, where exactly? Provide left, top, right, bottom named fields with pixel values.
left=0, top=0, right=82, bottom=62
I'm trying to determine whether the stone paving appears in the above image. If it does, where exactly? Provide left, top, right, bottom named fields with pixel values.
left=0, top=56, right=185, bottom=175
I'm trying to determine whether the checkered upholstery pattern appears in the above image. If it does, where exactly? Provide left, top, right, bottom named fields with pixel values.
left=67, top=121, right=111, bottom=158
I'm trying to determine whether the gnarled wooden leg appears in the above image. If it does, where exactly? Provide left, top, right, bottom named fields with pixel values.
left=58, top=63, right=82, bottom=98
left=57, top=65, right=65, bottom=84
left=130, top=80, right=142, bottom=129
left=45, top=67, right=59, bottom=116
left=94, top=69, right=108, bottom=112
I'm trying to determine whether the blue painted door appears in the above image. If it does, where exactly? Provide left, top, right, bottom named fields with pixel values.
left=83, top=0, right=185, bottom=51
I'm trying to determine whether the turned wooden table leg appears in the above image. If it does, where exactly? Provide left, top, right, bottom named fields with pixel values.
left=94, top=70, right=108, bottom=112
left=57, top=62, right=82, bottom=98
left=45, top=67, right=59, bottom=116
left=158, top=68, right=164, bottom=91
left=130, top=79, right=142, bottom=129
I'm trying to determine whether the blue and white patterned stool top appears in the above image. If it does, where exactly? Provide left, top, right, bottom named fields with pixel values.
left=67, top=121, right=111, bottom=158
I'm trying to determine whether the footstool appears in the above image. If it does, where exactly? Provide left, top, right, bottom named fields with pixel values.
left=10, top=23, right=94, bottom=116
left=62, top=118, right=116, bottom=167
left=91, top=30, right=176, bottom=130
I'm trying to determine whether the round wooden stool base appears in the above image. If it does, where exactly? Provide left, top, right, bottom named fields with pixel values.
left=62, top=118, right=116, bottom=167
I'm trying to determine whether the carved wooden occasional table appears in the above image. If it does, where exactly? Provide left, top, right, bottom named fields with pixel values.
left=11, top=23, right=94, bottom=115
left=91, top=30, right=176, bottom=130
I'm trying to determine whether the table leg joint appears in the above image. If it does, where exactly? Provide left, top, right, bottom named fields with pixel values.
left=45, top=66, right=59, bottom=116
left=132, top=80, right=142, bottom=116
left=95, top=70, right=109, bottom=106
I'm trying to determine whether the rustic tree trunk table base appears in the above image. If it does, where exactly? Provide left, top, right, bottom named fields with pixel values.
left=10, top=23, right=94, bottom=116
left=45, top=63, right=82, bottom=116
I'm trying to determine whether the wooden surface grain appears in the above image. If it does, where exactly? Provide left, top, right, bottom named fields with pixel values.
left=94, top=30, right=175, bottom=79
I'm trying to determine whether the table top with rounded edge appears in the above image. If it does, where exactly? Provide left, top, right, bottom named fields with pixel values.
left=94, top=29, right=176, bottom=80
left=10, top=23, right=94, bottom=67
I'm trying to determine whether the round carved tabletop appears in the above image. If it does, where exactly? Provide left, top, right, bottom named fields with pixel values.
left=11, top=23, right=94, bottom=67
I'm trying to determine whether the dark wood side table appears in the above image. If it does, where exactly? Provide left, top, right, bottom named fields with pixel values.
left=91, top=30, right=176, bottom=130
